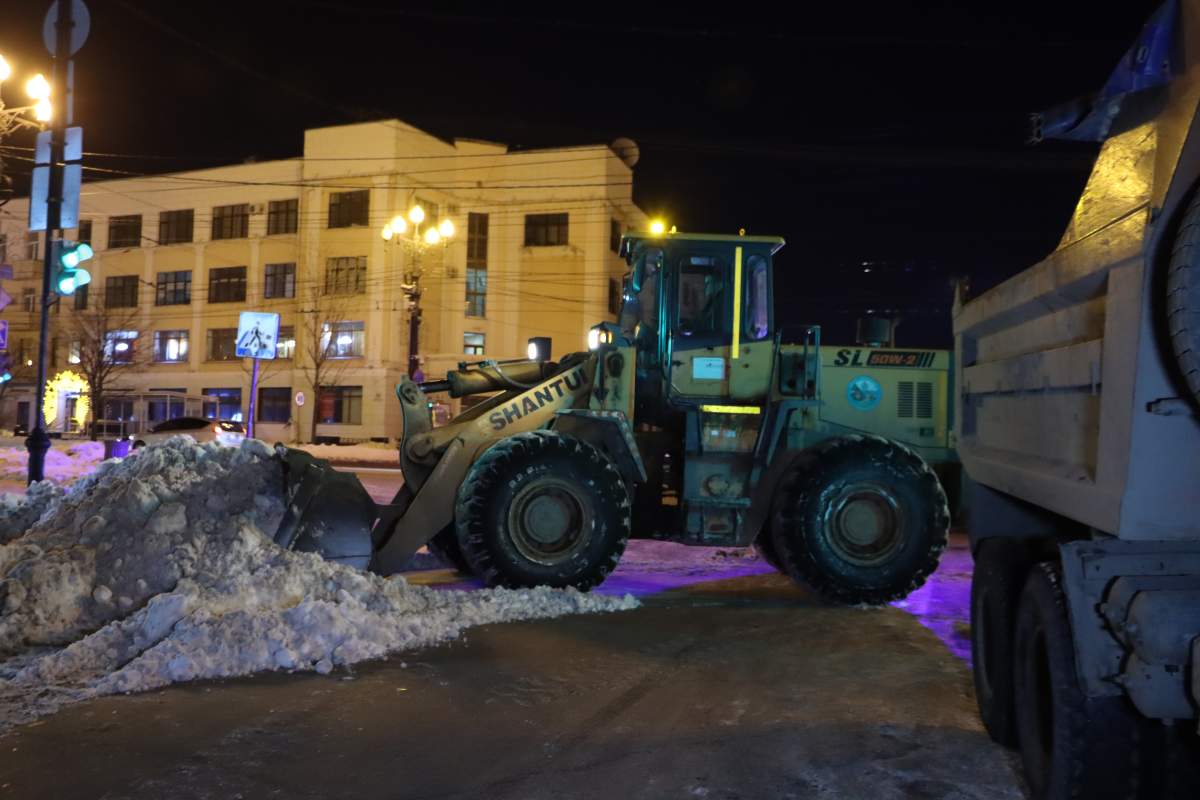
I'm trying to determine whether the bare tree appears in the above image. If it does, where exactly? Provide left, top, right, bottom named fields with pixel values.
left=297, top=286, right=354, bottom=443
left=65, top=295, right=148, bottom=440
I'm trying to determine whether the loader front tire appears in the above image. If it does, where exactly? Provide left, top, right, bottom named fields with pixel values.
left=455, top=431, right=631, bottom=590
left=426, top=525, right=473, bottom=575
left=771, top=435, right=948, bottom=604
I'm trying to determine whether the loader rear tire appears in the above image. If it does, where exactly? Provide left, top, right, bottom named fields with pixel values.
left=770, top=435, right=948, bottom=604
left=426, top=526, right=473, bottom=575
left=753, top=534, right=783, bottom=572
left=455, top=431, right=631, bottom=590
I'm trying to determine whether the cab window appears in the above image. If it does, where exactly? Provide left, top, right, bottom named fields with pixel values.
left=677, top=255, right=726, bottom=336
left=745, top=254, right=770, bottom=341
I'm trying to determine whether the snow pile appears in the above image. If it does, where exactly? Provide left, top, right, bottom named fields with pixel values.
left=0, top=437, right=636, bottom=729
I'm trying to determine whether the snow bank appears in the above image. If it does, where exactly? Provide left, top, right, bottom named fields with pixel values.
left=0, top=437, right=636, bottom=730
left=0, top=438, right=105, bottom=486
left=294, top=442, right=399, bottom=465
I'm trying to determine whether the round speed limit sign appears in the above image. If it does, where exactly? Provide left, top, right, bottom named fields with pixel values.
left=294, top=391, right=306, bottom=407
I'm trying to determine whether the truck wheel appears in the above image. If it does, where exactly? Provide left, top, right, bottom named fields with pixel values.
left=1168, top=191, right=1200, bottom=404
left=455, top=431, right=631, bottom=590
left=970, top=538, right=1030, bottom=748
left=426, top=525, right=473, bottom=575
left=1013, top=562, right=1142, bottom=800
left=770, top=435, right=948, bottom=604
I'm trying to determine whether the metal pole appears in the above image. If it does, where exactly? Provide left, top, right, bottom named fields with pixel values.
left=247, top=357, right=259, bottom=439
left=27, top=0, right=73, bottom=485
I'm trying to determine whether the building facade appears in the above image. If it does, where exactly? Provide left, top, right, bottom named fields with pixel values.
left=0, top=119, right=646, bottom=442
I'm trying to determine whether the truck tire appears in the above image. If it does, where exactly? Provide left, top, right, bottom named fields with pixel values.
left=970, top=538, right=1030, bottom=748
left=1168, top=192, right=1200, bottom=404
left=455, top=431, right=631, bottom=590
left=1013, top=562, right=1143, bottom=800
left=770, top=435, right=949, bottom=604
left=426, top=525, right=473, bottom=575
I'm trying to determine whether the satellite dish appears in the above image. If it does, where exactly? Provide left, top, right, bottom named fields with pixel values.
left=611, top=137, right=640, bottom=168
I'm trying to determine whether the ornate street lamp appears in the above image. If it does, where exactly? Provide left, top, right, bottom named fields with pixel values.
left=381, top=204, right=454, bottom=378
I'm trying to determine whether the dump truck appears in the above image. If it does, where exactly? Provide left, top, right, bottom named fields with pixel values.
left=956, top=2, right=1200, bottom=797
left=275, top=231, right=950, bottom=604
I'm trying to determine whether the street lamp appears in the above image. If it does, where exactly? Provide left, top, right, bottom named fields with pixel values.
left=380, top=204, right=455, bottom=378
left=0, top=58, right=52, bottom=137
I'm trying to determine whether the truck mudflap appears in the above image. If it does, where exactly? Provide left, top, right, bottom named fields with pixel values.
left=1060, top=539, right=1200, bottom=720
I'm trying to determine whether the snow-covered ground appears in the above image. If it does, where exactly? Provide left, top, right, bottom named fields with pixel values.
left=293, top=441, right=398, bottom=465
left=0, top=438, right=104, bottom=491
left=0, top=437, right=636, bottom=732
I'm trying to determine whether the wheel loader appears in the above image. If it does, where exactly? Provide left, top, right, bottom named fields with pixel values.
left=275, top=231, right=949, bottom=603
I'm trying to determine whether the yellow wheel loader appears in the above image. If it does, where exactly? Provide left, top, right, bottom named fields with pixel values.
left=275, top=232, right=949, bottom=603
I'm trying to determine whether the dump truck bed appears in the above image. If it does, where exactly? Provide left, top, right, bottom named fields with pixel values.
left=953, top=120, right=1200, bottom=542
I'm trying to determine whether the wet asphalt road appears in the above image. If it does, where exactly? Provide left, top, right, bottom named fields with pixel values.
left=0, top=469, right=1025, bottom=800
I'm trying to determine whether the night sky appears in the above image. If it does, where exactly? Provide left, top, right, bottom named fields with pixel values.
left=0, top=0, right=1164, bottom=347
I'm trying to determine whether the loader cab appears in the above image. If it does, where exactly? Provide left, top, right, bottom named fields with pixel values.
left=620, top=232, right=784, bottom=410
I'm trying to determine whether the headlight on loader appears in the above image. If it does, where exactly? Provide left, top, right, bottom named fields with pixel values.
left=587, top=327, right=612, bottom=350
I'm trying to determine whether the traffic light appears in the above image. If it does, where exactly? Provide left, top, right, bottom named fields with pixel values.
left=0, top=351, right=12, bottom=383
left=51, top=240, right=93, bottom=296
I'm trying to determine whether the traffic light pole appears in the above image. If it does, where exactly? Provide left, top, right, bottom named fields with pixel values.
left=26, top=0, right=73, bottom=485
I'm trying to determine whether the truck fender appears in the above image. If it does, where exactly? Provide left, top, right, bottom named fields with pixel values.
left=552, top=409, right=647, bottom=488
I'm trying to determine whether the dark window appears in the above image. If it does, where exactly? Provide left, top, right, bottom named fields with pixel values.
left=608, top=278, right=621, bottom=315
left=267, top=199, right=298, bottom=235
left=147, top=388, right=187, bottom=423
left=21, top=288, right=33, bottom=313
left=745, top=254, right=770, bottom=341
left=206, top=328, right=239, bottom=361
left=257, top=387, right=292, bottom=423
left=610, top=219, right=621, bottom=253
left=155, top=270, right=192, bottom=305
left=464, top=332, right=485, bottom=355
left=77, top=220, right=92, bottom=246
left=208, top=266, right=247, bottom=303
left=322, top=321, right=364, bottom=358
left=465, top=212, right=488, bottom=317
left=108, top=214, right=142, bottom=248
left=276, top=325, right=295, bottom=359
left=50, top=337, right=58, bottom=368
left=74, top=283, right=88, bottom=310
left=328, top=190, right=369, bottom=228
left=677, top=255, right=726, bottom=337
left=324, top=256, right=366, bottom=295
left=158, top=209, right=194, bottom=245
left=211, top=204, right=249, bottom=240
left=153, top=330, right=189, bottom=362
left=317, top=385, right=362, bottom=424
left=104, top=330, right=138, bottom=364
left=105, top=275, right=139, bottom=308
left=524, top=213, right=568, bottom=246
left=465, top=267, right=487, bottom=317
left=202, top=388, right=243, bottom=421
left=264, top=262, right=296, bottom=299
left=467, top=212, right=488, bottom=264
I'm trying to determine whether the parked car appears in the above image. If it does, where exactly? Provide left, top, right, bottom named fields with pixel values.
left=132, top=418, right=246, bottom=449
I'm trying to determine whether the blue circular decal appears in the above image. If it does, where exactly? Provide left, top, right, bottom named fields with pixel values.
left=846, top=375, right=882, bottom=411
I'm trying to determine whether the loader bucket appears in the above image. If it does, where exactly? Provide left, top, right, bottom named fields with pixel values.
left=273, top=445, right=378, bottom=570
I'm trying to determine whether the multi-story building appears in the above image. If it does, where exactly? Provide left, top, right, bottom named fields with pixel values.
left=0, top=119, right=646, bottom=442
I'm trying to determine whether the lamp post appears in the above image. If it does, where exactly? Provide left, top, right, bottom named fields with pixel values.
left=381, top=204, right=454, bottom=378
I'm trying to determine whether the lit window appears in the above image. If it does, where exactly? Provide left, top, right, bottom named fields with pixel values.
left=321, top=321, right=364, bottom=358
left=464, top=332, right=485, bottom=355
